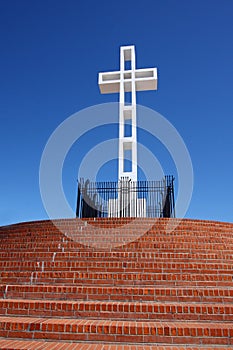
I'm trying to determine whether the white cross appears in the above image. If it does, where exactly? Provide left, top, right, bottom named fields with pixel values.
left=98, top=45, right=157, bottom=182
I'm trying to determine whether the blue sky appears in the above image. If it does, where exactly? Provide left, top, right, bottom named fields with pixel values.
left=1, top=0, right=233, bottom=226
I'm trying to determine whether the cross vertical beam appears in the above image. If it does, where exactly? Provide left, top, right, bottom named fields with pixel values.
left=119, top=46, right=137, bottom=181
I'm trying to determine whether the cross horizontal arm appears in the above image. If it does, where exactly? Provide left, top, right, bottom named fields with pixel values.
left=98, top=68, right=158, bottom=94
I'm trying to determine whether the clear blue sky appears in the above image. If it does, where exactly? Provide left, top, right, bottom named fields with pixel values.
left=1, top=0, right=233, bottom=226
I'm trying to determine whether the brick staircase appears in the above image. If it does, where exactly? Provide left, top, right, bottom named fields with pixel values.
left=0, top=218, right=233, bottom=349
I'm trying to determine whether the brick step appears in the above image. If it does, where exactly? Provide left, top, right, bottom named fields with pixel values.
left=2, top=220, right=232, bottom=232
left=1, top=217, right=232, bottom=232
left=1, top=240, right=233, bottom=251
left=2, top=285, right=233, bottom=303
left=74, top=227, right=233, bottom=237
left=0, top=340, right=229, bottom=350
left=85, top=217, right=233, bottom=228
left=1, top=260, right=232, bottom=274
left=0, top=233, right=64, bottom=239
left=0, top=251, right=232, bottom=262
left=1, top=299, right=233, bottom=321
left=2, top=219, right=232, bottom=230
left=1, top=249, right=232, bottom=257
left=149, top=228, right=233, bottom=236
left=1, top=242, right=233, bottom=252
left=0, top=236, right=75, bottom=242
left=1, top=229, right=233, bottom=241
left=1, top=271, right=233, bottom=287
left=122, top=243, right=233, bottom=251
left=3, top=218, right=232, bottom=230
left=1, top=231, right=233, bottom=249
left=0, top=243, right=86, bottom=251
left=2, top=234, right=233, bottom=249
left=1, top=259, right=233, bottom=271
left=1, top=240, right=231, bottom=251
left=0, top=316, right=232, bottom=344
left=2, top=230, right=233, bottom=242
left=1, top=228, right=232, bottom=243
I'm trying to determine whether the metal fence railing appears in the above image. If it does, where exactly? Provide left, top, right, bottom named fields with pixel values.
left=76, top=176, right=175, bottom=219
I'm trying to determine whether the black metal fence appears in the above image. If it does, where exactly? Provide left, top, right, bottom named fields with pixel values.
left=76, top=176, right=175, bottom=219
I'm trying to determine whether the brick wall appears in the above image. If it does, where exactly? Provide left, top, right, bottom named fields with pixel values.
left=0, top=218, right=232, bottom=348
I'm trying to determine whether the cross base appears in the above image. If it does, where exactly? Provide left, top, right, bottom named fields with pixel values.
left=108, top=197, right=146, bottom=218
left=108, top=178, right=146, bottom=218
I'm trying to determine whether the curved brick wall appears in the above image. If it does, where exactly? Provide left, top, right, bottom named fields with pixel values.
left=0, top=218, right=232, bottom=349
